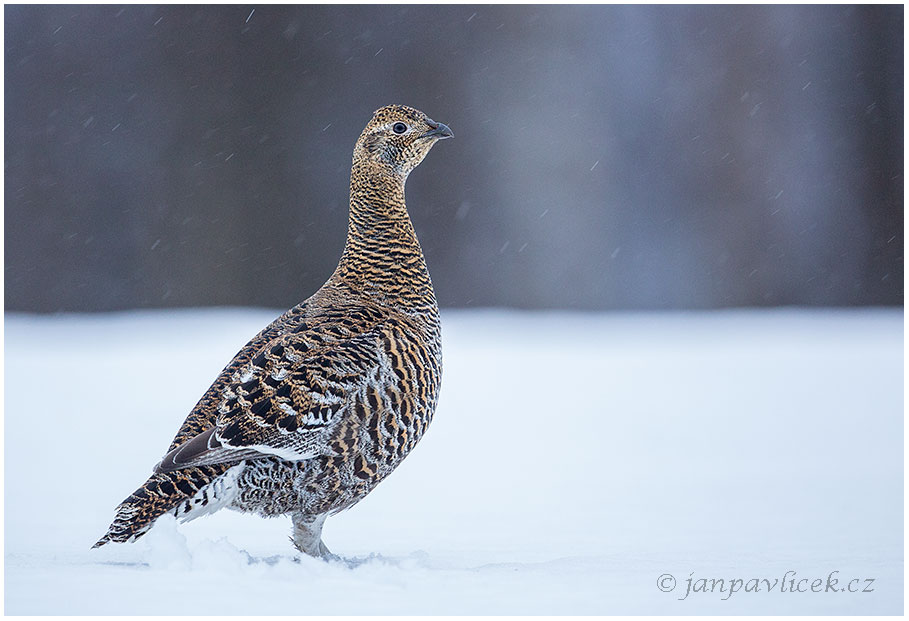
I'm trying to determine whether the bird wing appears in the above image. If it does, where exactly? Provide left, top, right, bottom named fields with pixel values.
left=163, top=302, right=311, bottom=453
left=155, top=323, right=389, bottom=472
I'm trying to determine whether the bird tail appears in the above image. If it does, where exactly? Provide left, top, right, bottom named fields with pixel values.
left=92, top=464, right=234, bottom=548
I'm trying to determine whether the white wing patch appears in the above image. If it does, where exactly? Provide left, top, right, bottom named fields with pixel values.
left=242, top=444, right=317, bottom=462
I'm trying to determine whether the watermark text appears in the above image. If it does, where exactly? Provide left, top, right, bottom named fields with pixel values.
left=657, top=570, right=875, bottom=601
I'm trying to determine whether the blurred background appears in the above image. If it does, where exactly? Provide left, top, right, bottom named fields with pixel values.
left=5, top=4, right=903, bottom=312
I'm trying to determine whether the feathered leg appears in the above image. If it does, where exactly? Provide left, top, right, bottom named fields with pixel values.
left=291, top=512, right=334, bottom=559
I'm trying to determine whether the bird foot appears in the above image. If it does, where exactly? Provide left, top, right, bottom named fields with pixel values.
left=288, top=535, right=343, bottom=562
left=290, top=512, right=338, bottom=560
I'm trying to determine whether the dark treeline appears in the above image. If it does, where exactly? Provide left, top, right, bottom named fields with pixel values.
left=5, top=5, right=903, bottom=311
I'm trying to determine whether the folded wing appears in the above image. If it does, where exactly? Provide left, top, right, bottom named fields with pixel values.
left=155, top=326, right=387, bottom=472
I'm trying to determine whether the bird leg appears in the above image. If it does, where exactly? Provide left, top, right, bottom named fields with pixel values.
left=291, top=512, right=334, bottom=560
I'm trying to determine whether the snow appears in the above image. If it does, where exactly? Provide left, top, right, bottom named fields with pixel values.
left=4, top=308, right=903, bottom=614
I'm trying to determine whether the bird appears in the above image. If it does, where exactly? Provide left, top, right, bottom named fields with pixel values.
left=93, top=105, right=452, bottom=559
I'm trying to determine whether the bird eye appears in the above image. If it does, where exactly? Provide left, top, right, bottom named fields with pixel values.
left=392, top=122, right=408, bottom=134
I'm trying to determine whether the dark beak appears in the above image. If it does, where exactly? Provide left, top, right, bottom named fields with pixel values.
left=421, top=120, right=453, bottom=140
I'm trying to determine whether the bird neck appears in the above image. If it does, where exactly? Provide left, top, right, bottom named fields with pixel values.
left=330, top=160, right=437, bottom=313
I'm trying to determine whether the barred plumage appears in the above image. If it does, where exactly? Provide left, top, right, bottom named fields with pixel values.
left=94, top=105, right=452, bottom=558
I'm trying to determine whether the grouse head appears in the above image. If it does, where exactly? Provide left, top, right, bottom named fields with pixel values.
left=354, top=105, right=453, bottom=178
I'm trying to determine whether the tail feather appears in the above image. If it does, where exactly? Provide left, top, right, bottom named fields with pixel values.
left=93, top=464, right=234, bottom=548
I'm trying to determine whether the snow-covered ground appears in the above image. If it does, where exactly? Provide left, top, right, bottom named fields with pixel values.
left=4, top=308, right=903, bottom=614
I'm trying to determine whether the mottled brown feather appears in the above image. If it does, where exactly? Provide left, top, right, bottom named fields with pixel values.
left=94, top=105, right=450, bottom=555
